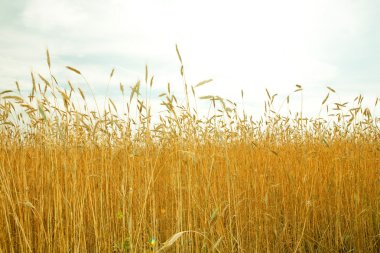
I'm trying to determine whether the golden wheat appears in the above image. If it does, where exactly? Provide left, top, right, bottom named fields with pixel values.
left=0, top=49, right=379, bottom=252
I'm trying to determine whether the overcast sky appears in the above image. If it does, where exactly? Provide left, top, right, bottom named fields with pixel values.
left=1, top=0, right=379, bottom=116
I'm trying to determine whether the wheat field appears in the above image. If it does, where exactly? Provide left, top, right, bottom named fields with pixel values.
left=0, top=49, right=379, bottom=252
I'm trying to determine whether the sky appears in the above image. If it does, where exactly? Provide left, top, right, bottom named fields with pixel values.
left=0, top=0, right=379, bottom=117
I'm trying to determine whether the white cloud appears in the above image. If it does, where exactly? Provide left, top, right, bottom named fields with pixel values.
left=22, top=0, right=88, bottom=31
left=0, top=0, right=377, bottom=117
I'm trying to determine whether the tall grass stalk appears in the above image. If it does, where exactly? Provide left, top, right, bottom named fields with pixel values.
left=0, top=50, right=379, bottom=252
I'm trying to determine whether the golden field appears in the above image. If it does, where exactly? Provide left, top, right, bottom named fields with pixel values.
left=0, top=50, right=379, bottom=252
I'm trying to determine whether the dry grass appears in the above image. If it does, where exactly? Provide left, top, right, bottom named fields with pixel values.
left=0, top=49, right=379, bottom=252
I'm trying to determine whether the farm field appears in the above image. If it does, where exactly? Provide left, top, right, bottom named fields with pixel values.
left=0, top=53, right=379, bottom=252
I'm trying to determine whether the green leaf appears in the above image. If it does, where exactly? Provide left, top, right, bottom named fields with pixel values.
left=210, top=208, right=219, bottom=223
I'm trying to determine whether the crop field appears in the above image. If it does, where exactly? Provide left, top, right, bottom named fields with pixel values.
left=0, top=50, right=379, bottom=252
